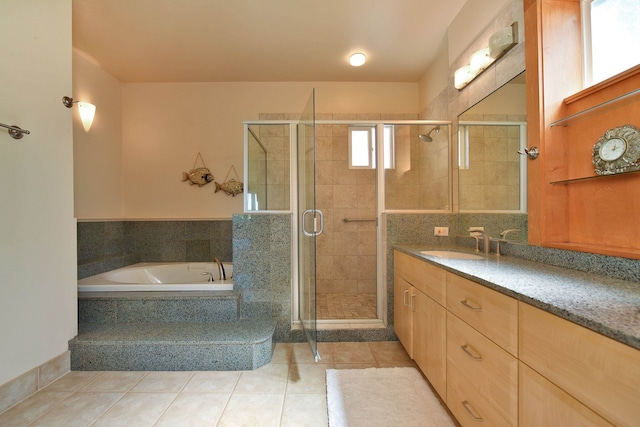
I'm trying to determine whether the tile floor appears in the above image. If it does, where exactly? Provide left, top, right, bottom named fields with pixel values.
left=316, top=293, right=377, bottom=320
left=0, top=341, right=418, bottom=427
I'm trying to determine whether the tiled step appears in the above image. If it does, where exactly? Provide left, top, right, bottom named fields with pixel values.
left=78, top=291, right=241, bottom=323
left=69, top=319, right=276, bottom=371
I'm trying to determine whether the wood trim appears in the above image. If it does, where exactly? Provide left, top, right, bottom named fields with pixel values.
left=564, top=64, right=640, bottom=105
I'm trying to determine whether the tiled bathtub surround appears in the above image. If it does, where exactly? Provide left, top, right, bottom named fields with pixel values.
left=77, top=220, right=232, bottom=279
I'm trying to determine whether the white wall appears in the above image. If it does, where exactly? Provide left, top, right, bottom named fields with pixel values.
left=0, top=0, right=76, bottom=386
left=73, top=50, right=124, bottom=219
left=73, top=80, right=418, bottom=219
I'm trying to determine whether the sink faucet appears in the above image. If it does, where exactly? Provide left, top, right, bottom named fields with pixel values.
left=213, top=257, right=226, bottom=280
left=500, top=229, right=521, bottom=239
left=469, top=228, right=490, bottom=255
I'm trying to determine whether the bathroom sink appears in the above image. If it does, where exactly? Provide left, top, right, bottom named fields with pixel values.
left=419, top=250, right=484, bottom=260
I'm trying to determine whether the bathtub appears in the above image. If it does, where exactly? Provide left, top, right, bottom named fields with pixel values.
left=78, top=262, right=234, bottom=292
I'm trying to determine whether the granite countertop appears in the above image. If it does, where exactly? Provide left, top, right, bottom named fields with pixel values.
left=394, top=245, right=640, bottom=350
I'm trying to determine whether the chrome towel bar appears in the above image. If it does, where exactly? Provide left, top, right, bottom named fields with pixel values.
left=342, top=218, right=376, bottom=223
left=1, top=123, right=30, bottom=140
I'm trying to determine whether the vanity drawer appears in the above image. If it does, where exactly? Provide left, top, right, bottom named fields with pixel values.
left=519, top=362, right=614, bottom=427
left=520, top=303, right=640, bottom=427
left=447, top=362, right=513, bottom=427
left=394, top=251, right=446, bottom=305
left=447, top=312, right=518, bottom=426
left=446, top=273, right=518, bottom=355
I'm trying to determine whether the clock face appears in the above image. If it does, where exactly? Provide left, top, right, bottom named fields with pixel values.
left=592, top=124, right=640, bottom=176
left=598, top=137, right=626, bottom=161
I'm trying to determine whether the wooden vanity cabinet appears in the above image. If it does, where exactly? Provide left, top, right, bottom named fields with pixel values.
left=519, top=303, right=640, bottom=427
left=519, top=363, right=614, bottom=427
left=446, top=274, right=519, bottom=426
left=393, top=251, right=447, bottom=398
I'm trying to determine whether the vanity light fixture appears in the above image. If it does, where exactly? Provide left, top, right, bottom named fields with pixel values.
left=349, top=53, right=366, bottom=67
left=454, top=22, right=518, bottom=90
left=62, top=96, right=96, bottom=132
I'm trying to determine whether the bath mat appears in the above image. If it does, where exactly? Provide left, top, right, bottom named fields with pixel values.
left=326, top=367, right=456, bottom=427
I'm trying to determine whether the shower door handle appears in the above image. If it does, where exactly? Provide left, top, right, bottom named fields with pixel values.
left=302, top=209, right=324, bottom=237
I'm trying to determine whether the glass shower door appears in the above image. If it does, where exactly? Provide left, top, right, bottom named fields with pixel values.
left=298, top=89, right=321, bottom=361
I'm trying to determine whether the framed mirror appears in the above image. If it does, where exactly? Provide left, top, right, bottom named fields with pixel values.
left=457, top=72, right=527, bottom=213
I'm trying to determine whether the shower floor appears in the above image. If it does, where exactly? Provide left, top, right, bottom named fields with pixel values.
left=317, top=293, right=377, bottom=320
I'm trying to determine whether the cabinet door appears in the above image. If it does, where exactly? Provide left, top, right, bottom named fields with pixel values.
left=394, top=251, right=446, bottom=305
left=520, top=303, right=640, bottom=427
left=413, top=290, right=446, bottom=398
left=394, top=276, right=413, bottom=357
left=520, top=362, right=614, bottom=427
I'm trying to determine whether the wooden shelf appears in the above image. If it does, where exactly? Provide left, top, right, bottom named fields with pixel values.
left=550, top=87, right=640, bottom=128
left=550, top=169, right=640, bottom=184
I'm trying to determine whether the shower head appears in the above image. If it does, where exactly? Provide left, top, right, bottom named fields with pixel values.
left=419, top=126, right=440, bottom=142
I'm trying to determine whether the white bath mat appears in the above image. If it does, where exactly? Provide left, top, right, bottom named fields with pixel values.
left=326, top=367, right=456, bottom=427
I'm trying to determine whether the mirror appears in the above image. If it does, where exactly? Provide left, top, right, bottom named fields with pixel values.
left=458, top=72, right=527, bottom=213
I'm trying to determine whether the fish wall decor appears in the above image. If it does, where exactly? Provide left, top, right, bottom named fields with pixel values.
left=215, top=165, right=244, bottom=197
left=182, top=152, right=214, bottom=187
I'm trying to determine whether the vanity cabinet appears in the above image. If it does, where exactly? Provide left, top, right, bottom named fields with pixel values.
left=394, top=251, right=447, bottom=398
left=519, top=303, right=640, bottom=427
left=394, top=250, right=640, bottom=426
left=446, top=274, right=518, bottom=427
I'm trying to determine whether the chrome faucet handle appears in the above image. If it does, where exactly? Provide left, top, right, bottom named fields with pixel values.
left=500, top=229, right=521, bottom=239
left=468, top=228, right=490, bottom=255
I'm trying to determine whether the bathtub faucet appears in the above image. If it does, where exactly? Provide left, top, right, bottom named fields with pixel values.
left=213, top=257, right=226, bottom=281
left=201, top=272, right=215, bottom=282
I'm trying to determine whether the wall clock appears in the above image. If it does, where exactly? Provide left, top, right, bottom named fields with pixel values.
left=592, top=124, right=640, bottom=175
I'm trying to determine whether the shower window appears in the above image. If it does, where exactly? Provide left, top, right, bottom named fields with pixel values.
left=349, top=126, right=375, bottom=169
left=349, top=125, right=395, bottom=169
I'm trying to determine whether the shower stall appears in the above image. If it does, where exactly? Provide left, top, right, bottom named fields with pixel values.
left=244, top=115, right=451, bottom=333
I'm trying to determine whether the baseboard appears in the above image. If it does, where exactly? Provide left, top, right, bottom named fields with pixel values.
left=0, top=350, right=70, bottom=414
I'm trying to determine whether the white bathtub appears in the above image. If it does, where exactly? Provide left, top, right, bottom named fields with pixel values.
left=78, top=262, right=234, bottom=292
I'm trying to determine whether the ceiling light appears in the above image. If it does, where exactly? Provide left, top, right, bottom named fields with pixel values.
left=349, top=53, right=366, bottom=67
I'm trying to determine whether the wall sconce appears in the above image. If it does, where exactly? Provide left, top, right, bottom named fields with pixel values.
left=454, top=22, right=518, bottom=90
left=62, top=96, right=96, bottom=132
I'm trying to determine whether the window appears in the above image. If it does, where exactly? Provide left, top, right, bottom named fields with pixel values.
left=349, top=127, right=375, bottom=169
left=582, top=0, right=640, bottom=86
left=348, top=125, right=395, bottom=169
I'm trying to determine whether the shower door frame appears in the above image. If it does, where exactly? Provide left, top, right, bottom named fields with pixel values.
left=244, top=119, right=452, bottom=331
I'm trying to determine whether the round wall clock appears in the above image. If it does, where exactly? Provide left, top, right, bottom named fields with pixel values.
left=592, top=124, right=640, bottom=175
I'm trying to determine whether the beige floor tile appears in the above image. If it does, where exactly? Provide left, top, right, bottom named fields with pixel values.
left=280, top=393, right=328, bottom=427
left=271, top=343, right=293, bottom=364
left=235, top=363, right=288, bottom=394
left=291, top=342, right=333, bottom=364
left=332, top=362, right=378, bottom=370
left=332, top=342, right=375, bottom=364
left=92, top=392, right=176, bottom=427
left=0, top=391, right=72, bottom=427
left=130, top=371, right=193, bottom=392
left=287, top=363, right=328, bottom=394
left=29, top=391, right=123, bottom=427
left=153, top=393, right=228, bottom=427
left=43, top=371, right=103, bottom=392
left=217, top=393, right=284, bottom=427
left=82, top=371, right=146, bottom=392
left=368, top=341, right=412, bottom=365
left=182, top=371, right=240, bottom=393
